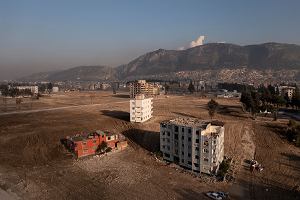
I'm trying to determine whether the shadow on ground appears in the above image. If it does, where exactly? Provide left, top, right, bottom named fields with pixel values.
left=101, top=110, right=130, bottom=121
left=112, top=94, right=130, bottom=98
left=218, top=105, right=248, bottom=119
left=281, top=152, right=300, bottom=162
left=122, top=128, right=160, bottom=153
left=172, top=112, right=197, bottom=118
left=176, top=188, right=207, bottom=200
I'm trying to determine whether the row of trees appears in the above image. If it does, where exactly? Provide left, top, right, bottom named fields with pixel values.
left=0, top=82, right=54, bottom=97
left=1, top=86, right=33, bottom=97
left=240, top=85, right=300, bottom=120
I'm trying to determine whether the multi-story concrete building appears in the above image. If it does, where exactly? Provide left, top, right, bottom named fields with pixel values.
left=278, top=85, right=296, bottom=99
left=16, top=86, right=39, bottom=94
left=130, top=94, right=153, bottom=123
left=160, top=117, right=224, bottom=174
left=129, top=80, right=159, bottom=98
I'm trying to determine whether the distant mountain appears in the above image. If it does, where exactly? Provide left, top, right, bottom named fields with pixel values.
left=19, top=66, right=116, bottom=82
left=19, top=42, right=300, bottom=82
left=118, top=43, right=300, bottom=79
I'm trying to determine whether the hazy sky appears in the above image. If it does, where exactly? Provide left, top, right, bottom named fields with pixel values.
left=1, top=0, right=300, bottom=80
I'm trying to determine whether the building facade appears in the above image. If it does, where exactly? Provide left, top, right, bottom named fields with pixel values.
left=64, top=130, right=127, bottom=158
left=130, top=94, right=153, bottom=123
left=16, top=86, right=39, bottom=94
left=160, top=118, right=224, bottom=174
left=129, top=80, right=159, bottom=98
left=278, top=86, right=296, bottom=99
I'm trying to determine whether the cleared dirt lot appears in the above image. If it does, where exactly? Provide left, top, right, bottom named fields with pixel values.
left=0, top=91, right=299, bottom=200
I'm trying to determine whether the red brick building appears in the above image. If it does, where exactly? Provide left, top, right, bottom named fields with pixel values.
left=64, top=130, right=127, bottom=158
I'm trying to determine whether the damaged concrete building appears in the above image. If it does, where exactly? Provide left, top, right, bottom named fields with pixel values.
left=160, top=117, right=224, bottom=174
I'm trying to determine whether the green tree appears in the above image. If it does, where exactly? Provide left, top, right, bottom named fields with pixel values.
left=272, top=95, right=286, bottom=121
left=39, top=84, right=46, bottom=93
left=291, top=86, right=300, bottom=109
left=207, top=99, right=219, bottom=120
left=240, top=91, right=260, bottom=119
left=188, top=81, right=195, bottom=94
left=47, top=83, right=53, bottom=94
left=164, top=84, right=170, bottom=95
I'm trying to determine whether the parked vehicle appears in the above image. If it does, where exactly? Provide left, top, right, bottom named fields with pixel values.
left=206, top=192, right=223, bottom=200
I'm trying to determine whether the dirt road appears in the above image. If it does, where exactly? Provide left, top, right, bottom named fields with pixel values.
left=0, top=100, right=128, bottom=116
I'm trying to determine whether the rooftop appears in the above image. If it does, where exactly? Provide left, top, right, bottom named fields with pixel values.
left=161, top=117, right=224, bottom=128
left=67, top=130, right=117, bottom=142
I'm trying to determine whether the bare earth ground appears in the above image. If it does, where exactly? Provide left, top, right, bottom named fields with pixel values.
left=0, top=91, right=299, bottom=200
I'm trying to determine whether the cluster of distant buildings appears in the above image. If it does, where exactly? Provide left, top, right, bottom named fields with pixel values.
left=216, top=89, right=241, bottom=98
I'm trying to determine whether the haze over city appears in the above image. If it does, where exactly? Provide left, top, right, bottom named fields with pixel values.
left=1, top=0, right=300, bottom=80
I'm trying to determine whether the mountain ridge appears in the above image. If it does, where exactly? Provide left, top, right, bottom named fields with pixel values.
left=18, top=42, right=300, bottom=82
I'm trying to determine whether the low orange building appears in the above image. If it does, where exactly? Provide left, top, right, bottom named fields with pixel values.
left=64, top=130, right=127, bottom=158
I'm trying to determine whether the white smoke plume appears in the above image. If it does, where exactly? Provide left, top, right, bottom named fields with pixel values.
left=189, top=35, right=205, bottom=48
left=177, top=35, right=205, bottom=50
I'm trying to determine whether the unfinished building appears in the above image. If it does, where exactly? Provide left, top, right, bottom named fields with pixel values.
left=160, top=117, right=224, bottom=174
left=63, top=130, right=127, bottom=158
left=129, top=80, right=159, bottom=98
left=130, top=94, right=153, bottom=123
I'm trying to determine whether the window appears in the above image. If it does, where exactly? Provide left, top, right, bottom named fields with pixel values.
left=203, top=149, right=209, bottom=153
left=181, top=151, right=184, bottom=155
left=188, top=161, right=192, bottom=165
left=163, top=132, right=165, bottom=135
left=204, top=158, right=209, bottom=162
left=194, top=163, right=199, bottom=167
left=181, top=159, right=184, bottom=163
left=162, top=138, right=165, bottom=142
left=107, top=136, right=111, bottom=140
left=195, top=155, right=199, bottom=159
left=181, top=127, right=184, bottom=132
left=167, top=146, right=170, bottom=150
left=204, top=141, right=209, bottom=146
left=167, top=139, right=170, bottom=142
left=181, top=136, right=184, bottom=140
left=188, top=153, right=191, bottom=157
left=162, top=145, right=165, bottom=149
left=174, top=134, right=178, bottom=140
left=196, top=130, right=199, bottom=135
left=164, top=153, right=170, bottom=158
left=188, top=137, right=191, bottom=142
left=195, top=139, right=199, bottom=143
left=188, top=128, right=191, bottom=133
left=174, top=126, right=179, bottom=132
left=195, top=147, right=199, bottom=151
left=161, top=124, right=166, bottom=128
left=175, top=149, right=178, bottom=155
left=182, top=144, right=184, bottom=148
left=167, top=132, right=170, bottom=136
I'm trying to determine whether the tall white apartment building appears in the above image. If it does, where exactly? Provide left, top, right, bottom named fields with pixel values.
left=160, top=117, right=224, bottom=174
left=130, top=94, right=153, bottom=123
